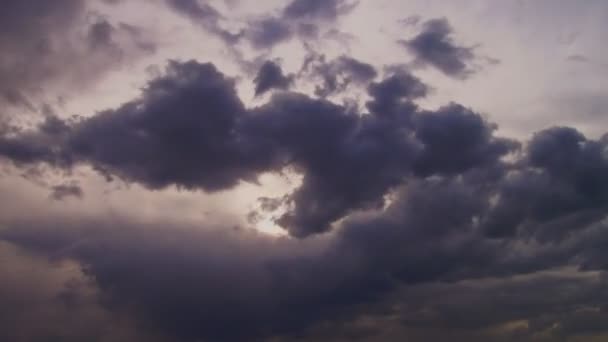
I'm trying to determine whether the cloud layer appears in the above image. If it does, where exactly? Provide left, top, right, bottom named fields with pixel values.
left=0, top=1, right=607, bottom=342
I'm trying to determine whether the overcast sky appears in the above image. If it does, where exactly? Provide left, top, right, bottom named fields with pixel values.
left=1, top=1, right=608, bottom=341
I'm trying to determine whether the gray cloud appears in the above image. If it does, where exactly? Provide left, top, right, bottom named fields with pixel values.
left=253, top=60, right=294, bottom=97
left=1, top=9, right=608, bottom=340
left=0, top=241, right=166, bottom=342
left=402, top=18, right=478, bottom=79
left=366, top=68, right=428, bottom=118
left=247, top=17, right=293, bottom=50
left=2, top=164, right=608, bottom=341
left=300, top=53, right=378, bottom=98
left=6, top=60, right=606, bottom=243
left=412, top=103, right=519, bottom=176
left=238, top=0, right=360, bottom=50
left=50, top=183, right=84, bottom=201
left=0, top=0, right=156, bottom=114
left=283, top=0, right=359, bottom=21
left=164, top=0, right=241, bottom=44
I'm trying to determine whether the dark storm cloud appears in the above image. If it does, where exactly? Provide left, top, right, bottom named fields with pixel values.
left=0, top=183, right=497, bottom=341
left=0, top=218, right=340, bottom=341
left=402, top=17, right=477, bottom=79
left=289, top=271, right=608, bottom=341
left=68, top=61, right=283, bottom=191
left=0, top=241, right=160, bottom=342
left=2, top=56, right=608, bottom=341
left=0, top=62, right=416, bottom=236
left=1, top=61, right=265, bottom=190
left=412, top=103, right=519, bottom=176
left=253, top=61, right=294, bottom=96
left=482, top=127, right=608, bottom=239
left=2, top=59, right=597, bottom=240
left=0, top=173, right=607, bottom=342
left=1, top=1, right=608, bottom=341
left=0, top=61, right=268, bottom=188
left=3, top=170, right=608, bottom=341
left=243, top=91, right=419, bottom=236
left=376, top=270, right=608, bottom=341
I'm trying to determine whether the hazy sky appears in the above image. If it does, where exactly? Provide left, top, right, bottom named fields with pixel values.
left=0, top=1, right=607, bottom=341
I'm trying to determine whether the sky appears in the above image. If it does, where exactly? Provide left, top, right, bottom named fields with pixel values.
left=0, top=0, right=607, bottom=341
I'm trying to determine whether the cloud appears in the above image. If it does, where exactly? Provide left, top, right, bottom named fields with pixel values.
left=0, top=241, right=162, bottom=342
left=164, top=0, right=241, bottom=44
left=2, top=166, right=608, bottom=341
left=236, top=0, right=360, bottom=50
left=0, top=61, right=418, bottom=236
left=253, top=60, right=294, bottom=96
left=482, top=126, right=608, bottom=239
left=283, top=0, right=359, bottom=21
left=50, top=183, right=84, bottom=201
left=412, top=103, right=519, bottom=176
left=246, top=17, right=293, bottom=49
left=366, top=68, right=428, bottom=118
left=300, top=53, right=378, bottom=98
left=3, top=60, right=605, bottom=242
left=0, top=0, right=157, bottom=113
left=244, top=91, right=419, bottom=236
left=0, top=218, right=333, bottom=341
left=0, top=0, right=82, bottom=108
left=67, top=61, right=278, bottom=191
left=0, top=51, right=608, bottom=341
left=401, top=18, right=477, bottom=79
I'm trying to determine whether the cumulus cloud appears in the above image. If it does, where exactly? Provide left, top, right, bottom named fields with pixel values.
left=4, top=60, right=606, bottom=242
left=366, top=68, right=428, bottom=118
left=2, top=164, right=608, bottom=340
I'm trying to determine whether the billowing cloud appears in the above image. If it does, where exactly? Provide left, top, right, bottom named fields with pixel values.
left=412, top=103, right=519, bottom=176
left=366, top=68, right=428, bottom=118
left=0, top=60, right=492, bottom=236
left=3, top=60, right=603, bottom=242
left=2, top=159, right=608, bottom=340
